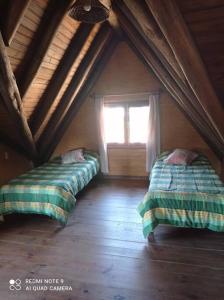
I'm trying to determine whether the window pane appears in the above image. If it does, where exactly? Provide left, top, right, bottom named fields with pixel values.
left=104, top=106, right=125, bottom=143
left=129, top=106, right=149, bottom=143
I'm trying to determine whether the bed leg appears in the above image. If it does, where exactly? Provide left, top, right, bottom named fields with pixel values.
left=148, top=232, right=155, bottom=242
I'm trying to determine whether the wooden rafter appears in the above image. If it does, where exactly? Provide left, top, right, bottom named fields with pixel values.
left=38, top=24, right=113, bottom=156
left=121, top=0, right=184, bottom=81
left=146, top=0, right=224, bottom=144
left=0, top=32, right=37, bottom=159
left=40, top=33, right=119, bottom=162
left=116, top=10, right=224, bottom=158
left=114, top=1, right=222, bottom=145
left=15, top=0, right=74, bottom=99
left=0, top=0, right=31, bottom=46
left=30, top=23, right=94, bottom=136
left=128, top=36, right=223, bottom=160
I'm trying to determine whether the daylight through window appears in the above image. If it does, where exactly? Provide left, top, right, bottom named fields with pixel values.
left=103, top=103, right=149, bottom=145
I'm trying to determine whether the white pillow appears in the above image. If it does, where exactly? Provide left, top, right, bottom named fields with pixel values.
left=164, top=149, right=198, bottom=165
left=61, top=149, right=85, bottom=164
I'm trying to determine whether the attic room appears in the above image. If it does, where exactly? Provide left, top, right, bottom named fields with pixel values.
left=0, top=0, right=224, bottom=299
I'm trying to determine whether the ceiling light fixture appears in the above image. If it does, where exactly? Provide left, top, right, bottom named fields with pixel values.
left=69, top=0, right=111, bottom=24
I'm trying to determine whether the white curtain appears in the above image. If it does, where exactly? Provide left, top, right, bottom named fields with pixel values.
left=95, top=96, right=109, bottom=174
left=146, top=94, right=160, bottom=172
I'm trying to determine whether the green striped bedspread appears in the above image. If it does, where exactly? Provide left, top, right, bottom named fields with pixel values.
left=138, top=153, right=224, bottom=237
left=0, top=152, right=99, bottom=224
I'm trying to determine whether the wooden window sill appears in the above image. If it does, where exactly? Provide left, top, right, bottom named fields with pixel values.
left=107, top=144, right=146, bottom=149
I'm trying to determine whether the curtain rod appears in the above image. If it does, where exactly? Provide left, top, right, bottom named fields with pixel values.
left=90, top=89, right=164, bottom=99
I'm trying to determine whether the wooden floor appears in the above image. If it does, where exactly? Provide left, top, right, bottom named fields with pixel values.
left=0, top=179, right=224, bottom=300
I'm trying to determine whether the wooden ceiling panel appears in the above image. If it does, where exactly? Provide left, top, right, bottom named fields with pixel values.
left=177, top=0, right=224, bottom=13
left=176, top=0, right=224, bottom=106
left=6, top=0, right=47, bottom=72
left=35, top=23, right=101, bottom=140
left=183, top=6, right=224, bottom=23
left=46, top=25, right=101, bottom=111
left=22, top=15, right=80, bottom=120
left=40, top=30, right=119, bottom=161
left=29, top=23, right=98, bottom=137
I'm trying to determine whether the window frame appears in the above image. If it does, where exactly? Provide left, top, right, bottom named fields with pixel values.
left=104, top=100, right=148, bottom=148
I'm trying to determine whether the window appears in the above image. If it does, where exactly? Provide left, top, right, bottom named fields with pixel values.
left=104, top=107, right=125, bottom=143
left=129, top=106, right=149, bottom=143
left=103, top=102, right=149, bottom=146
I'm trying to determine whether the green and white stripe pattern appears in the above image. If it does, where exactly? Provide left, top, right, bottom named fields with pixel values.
left=0, top=152, right=99, bottom=224
left=138, top=153, right=224, bottom=237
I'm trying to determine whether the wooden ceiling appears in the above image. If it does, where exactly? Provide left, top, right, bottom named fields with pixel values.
left=0, top=0, right=223, bottom=164
left=177, top=0, right=224, bottom=107
left=0, top=0, right=118, bottom=162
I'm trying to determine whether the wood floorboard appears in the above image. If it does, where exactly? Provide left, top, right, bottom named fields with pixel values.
left=0, top=178, right=223, bottom=300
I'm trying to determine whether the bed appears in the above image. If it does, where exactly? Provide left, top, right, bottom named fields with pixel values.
left=138, top=152, right=224, bottom=238
left=0, top=151, right=99, bottom=224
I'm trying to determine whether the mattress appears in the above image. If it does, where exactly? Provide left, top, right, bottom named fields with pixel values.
left=0, top=152, right=99, bottom=224
left=138, top=153, right=224, bottom=237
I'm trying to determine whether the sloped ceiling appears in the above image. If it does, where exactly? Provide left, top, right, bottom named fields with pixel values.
left=0, top=0, right=223, bottom=164
left=177, top=0, right=224, bottom=106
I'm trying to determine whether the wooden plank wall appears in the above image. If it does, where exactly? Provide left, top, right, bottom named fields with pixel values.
left=0, top=144, right=31, bottom=186
left=108, top=147, right=147, bottom=177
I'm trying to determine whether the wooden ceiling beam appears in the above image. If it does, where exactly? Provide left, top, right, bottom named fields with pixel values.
left=0, top=32, right=37, bottom=159
left=117, top=11, right=224, bottom=158
left=0, top=0, right=31, bottom=46
left=38, top=24, right=113, bottom=155
left=15, top=0, right=74, bottom=99
left=41, top=34, right=119, bottom=162
left=114, top=1, right=180, bottom=83
left=113, top=1, right=223, bottom=145
left=30, top=23, right=94, bottom=136
left=146, top=0, right=224, bottom=144
left=119, top=0, right=185, bottom=82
